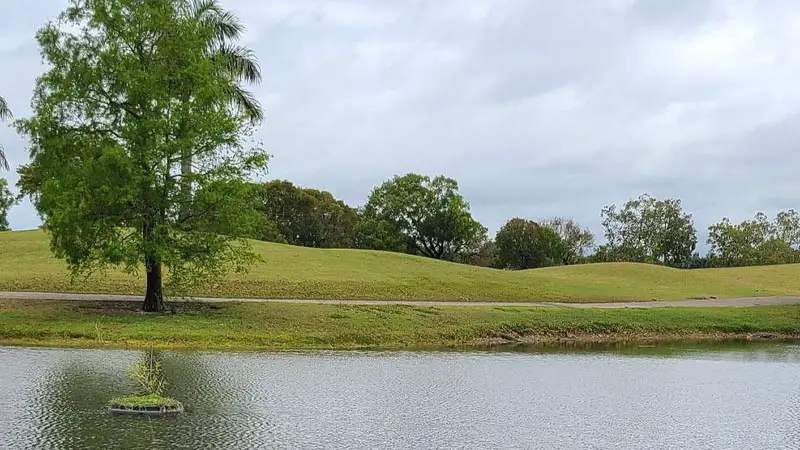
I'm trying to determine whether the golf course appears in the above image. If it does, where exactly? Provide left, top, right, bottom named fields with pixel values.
left=1, top=230, right=800, bottom=350
left=3, top=229, right=800, bottom=302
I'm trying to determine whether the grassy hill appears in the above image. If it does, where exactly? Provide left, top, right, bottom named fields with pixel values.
left=2, top=229, right=800, bottom=302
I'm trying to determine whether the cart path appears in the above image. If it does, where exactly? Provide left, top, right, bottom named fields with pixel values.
left=1, top=291, right=800, bottom=308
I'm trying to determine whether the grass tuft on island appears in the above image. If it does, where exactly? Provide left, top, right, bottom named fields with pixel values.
left=108, top=394, right=182, bottom=409
left=1, top=299, right=798, bottom=350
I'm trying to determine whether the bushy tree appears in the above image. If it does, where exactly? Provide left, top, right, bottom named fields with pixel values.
left=600, top=193, right=697, bottom=266
left=362, top=173, right=487, bottom=261
left=541, top=217, right=594, bottom=264
left=16, top=0, right=268, bottom=312
left=495, top=218, right=564, bottom=270
left=251, top=180, right=358, bottom=248
left=707, top=211, right=800, bottom=267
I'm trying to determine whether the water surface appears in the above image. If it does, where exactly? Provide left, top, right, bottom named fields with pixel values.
left=1, top=342, right=799, bottom=449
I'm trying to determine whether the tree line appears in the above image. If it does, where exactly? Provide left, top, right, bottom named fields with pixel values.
left=193, top=177, right=800, bottom=270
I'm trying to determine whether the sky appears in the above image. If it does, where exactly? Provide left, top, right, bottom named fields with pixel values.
left=2, top=0, right=800, bottom=249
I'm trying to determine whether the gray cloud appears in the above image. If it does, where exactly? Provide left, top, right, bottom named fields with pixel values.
left=3, top=0, right=800, bottom=251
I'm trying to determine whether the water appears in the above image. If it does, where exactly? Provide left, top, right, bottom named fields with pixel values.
left=1, top=342, right=800, bottom=449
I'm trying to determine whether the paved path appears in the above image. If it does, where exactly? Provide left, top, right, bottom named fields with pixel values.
left=1, top=291, right=800, bottom=308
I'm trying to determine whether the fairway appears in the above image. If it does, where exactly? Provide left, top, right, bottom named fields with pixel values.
left=2, top=229, right=800, bottom=302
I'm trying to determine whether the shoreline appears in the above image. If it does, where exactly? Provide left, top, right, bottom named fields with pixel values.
left=1, top=332, right=798, bottom=353
left=1, top=299, right=799, bottom=352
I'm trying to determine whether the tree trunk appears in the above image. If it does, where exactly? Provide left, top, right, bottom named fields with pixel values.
left=143, top=253, right=165, bottom=312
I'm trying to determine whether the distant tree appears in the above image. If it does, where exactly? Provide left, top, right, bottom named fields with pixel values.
left=600, top=194, right=697, bottom=266
left=673, top=252, right=715, bottom=269
left=707, top=211, right=800, bottom=267
left=252, top=180, right=358, bottom=248
left=0, top=178, right=15, bottom=231
left=456, top=239, right=498, bottom=268
left=362, top=173, right=487, bottom=261
left=774, top=209, right=800, bottom=248
left=16, top=0, right=268, bottom=312
left=495, top=218, right=564, bottom=270
left=0, top=95, right=10, bottom=170
left=541, top=217, right=594, bottom=264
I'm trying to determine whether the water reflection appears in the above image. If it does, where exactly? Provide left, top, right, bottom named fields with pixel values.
left=1, top=343, right=799, bottom=449
left=471, top=338, right=800, bottom=361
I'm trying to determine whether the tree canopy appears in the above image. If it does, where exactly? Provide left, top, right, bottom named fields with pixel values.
left=707, top=211, right=800, bottom=267
left=251, top=180, right=358, bottom=248
left=600, top=193, right=697, bottom=266
left=362, top=173, right=487, bottom=261
left=494, top=218, right=564, bottom=270
left=16, top=0, right=268, bottom=312
left=541, top=217, right=594, bottom=264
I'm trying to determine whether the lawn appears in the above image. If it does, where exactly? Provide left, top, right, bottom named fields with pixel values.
left=1, top=300, right=798, bottom=350
left=2, top=229, right=800, bottom=302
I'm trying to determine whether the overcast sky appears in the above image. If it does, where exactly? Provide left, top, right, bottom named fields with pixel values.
left=2, top=0, right=800, bottom=248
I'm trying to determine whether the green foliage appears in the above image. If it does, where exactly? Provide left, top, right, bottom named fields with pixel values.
left=495, top=218, right=565, bottom=270
left=15, top=0, right=268, bottom=311
left=109, top=394, right=182, bottom=408
left=456, top=239, right=498, bottom=267
left=601, top=193, right=697, bottom=266
left=188, top=180, right=264, bottom=239
left=708, top=211, right=800, bottom=267
left=129, top=349, right=165, bottom=396
left=251, top=180, right=358, bottom=248
left=541, top=217, right=594, bottom=264
left=362, top=173, right=487, bottom=261
left=0, top=179, right=15, bottom=231
left=352, top=210, right=406, bottom=252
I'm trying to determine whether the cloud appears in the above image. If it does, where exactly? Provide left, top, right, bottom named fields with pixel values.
left=3, top=0, right=800, bottom=252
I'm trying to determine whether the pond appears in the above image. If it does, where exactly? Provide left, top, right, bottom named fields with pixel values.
left=1, top=342, right=799, bottom=449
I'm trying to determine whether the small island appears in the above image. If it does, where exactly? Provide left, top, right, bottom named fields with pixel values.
left=108, top=394, right=184, bottom=416
left=108, top=349, right=183, bottom=416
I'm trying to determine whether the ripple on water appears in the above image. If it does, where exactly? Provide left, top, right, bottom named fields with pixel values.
left=1, top=344, right=800, bottom=449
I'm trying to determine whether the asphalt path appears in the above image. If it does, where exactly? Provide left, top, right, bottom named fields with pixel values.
left=1, top=291, right=799, bottom=308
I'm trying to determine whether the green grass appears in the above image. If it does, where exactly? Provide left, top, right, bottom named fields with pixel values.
left=3, top=229, right=800, bottom=302
left=108, top=394, right=182, bottom=408
left=1, top=300, right=798, bottom=350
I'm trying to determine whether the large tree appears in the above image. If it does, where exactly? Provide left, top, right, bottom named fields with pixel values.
left=541, top=217, right=594, bottom=264
left=16, top=0, right=268, bottom=312
left=0, top=95, right=10, bottom=170
left=362, top=173, right=487, bottom=261
left=600, top=193, right=697, bottom=266
left=494, top=218, right=564, bottom=270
